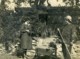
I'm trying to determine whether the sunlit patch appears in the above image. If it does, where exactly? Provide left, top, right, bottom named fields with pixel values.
left=5, top=0, right=17, bottom=10
left=19, top=1, right=31, bottom=8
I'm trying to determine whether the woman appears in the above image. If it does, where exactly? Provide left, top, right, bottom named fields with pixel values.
left=20, top=20, right=32, bottom=59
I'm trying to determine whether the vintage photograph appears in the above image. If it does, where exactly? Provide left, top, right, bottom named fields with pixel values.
left=0, top=0, right=80, bottom=59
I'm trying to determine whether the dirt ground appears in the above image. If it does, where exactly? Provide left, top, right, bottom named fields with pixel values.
left=71, top=41, right=80, bottom=59
left=0, top=37, right=80, bottom=59
left=0, top=53, right=22, bottom=59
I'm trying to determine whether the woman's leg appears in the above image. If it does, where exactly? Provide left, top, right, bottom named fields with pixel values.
left=23, top=49, right=27, bottom=59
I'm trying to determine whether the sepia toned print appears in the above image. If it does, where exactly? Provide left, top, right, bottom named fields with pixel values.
left=0, top=0, right=80, bottom=59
